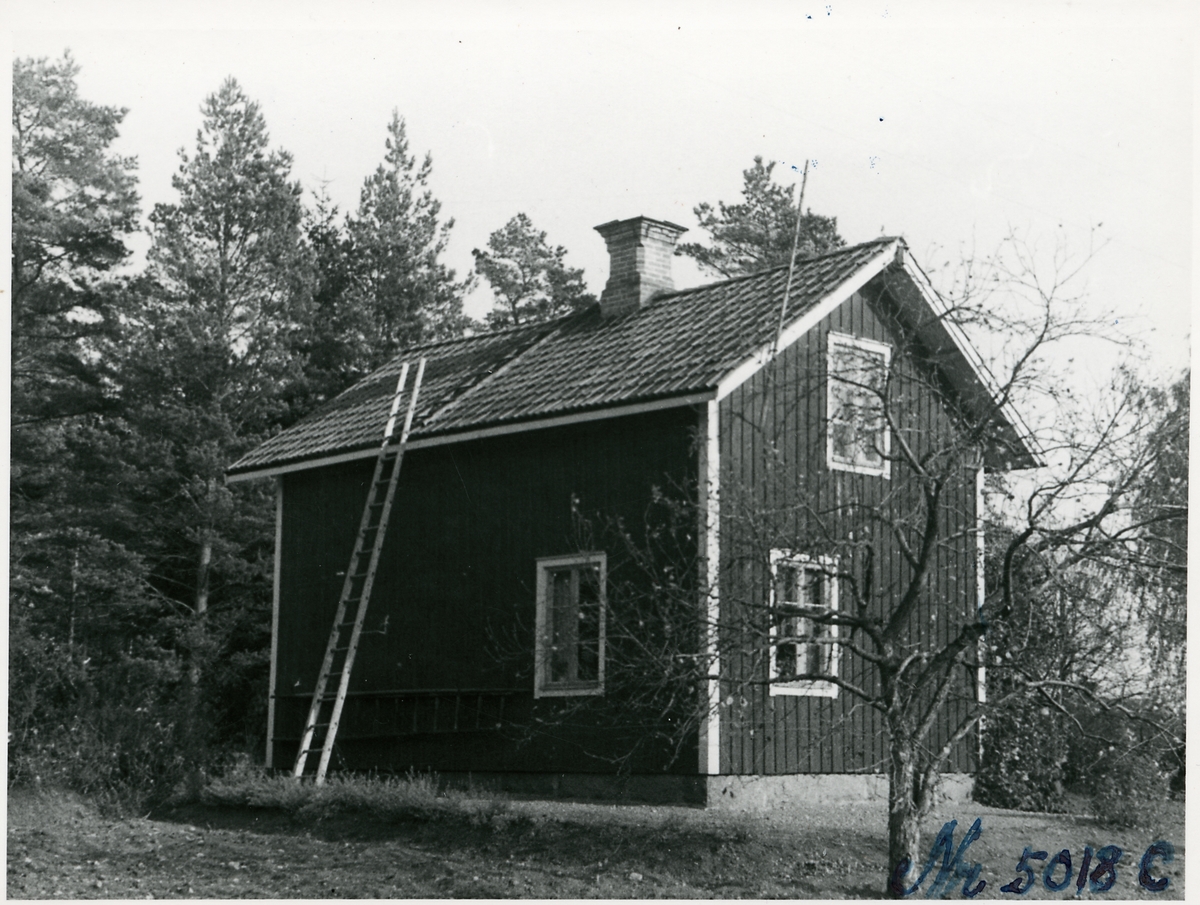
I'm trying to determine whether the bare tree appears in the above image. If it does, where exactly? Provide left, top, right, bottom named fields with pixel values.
left=511, top=230, right=1184, bottom=895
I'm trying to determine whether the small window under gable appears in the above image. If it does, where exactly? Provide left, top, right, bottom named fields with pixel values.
left=769, top=551, right=840, bottom=697
left=827, top=331, right=892, bottom=477
left=534, top=553, right=606, bottom=698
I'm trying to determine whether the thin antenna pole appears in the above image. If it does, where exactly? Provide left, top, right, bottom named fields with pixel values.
left=758, top=160, right=811, bottom=442
left=770, top=159, right=810, bottom=359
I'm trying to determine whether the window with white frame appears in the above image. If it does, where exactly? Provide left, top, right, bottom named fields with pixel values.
left=827, top=332, right=891, bottom=477
left=769, top=551, right=839, bottom=697
left=534, top=553, right=606, bottom=697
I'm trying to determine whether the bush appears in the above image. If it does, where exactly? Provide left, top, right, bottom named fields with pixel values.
left=975, top=698, right=1069, bottom=812
left=1085, top=751, right=1170, bottom=829
left=8, top=626, right=194, bottom=813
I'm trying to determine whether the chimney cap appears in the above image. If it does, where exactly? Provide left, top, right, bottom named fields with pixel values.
left=594, top=215, right=689, bottom=238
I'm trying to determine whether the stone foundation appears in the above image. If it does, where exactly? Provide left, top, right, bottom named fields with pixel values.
left=436, top=771, right=707, bottom=805
left=432, top=770, right=974, bottom=809
left=704, top=773, right=974, bottom=810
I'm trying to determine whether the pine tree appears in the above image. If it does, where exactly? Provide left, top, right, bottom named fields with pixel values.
left=11, top=51, right=140, bottom=424
left=129, top=77, right=312, bottom=739
left=677, top=156, right=845, bottom=278
left=473, top=213, right=596, bottom=328
left=144, top=77, right=312, bottom=433
left=344, top=112, right=470, bottom=367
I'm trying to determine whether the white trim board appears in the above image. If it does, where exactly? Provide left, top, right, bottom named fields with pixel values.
left=265, top=477, right=283, bottom=769
left=697, top=398, right=722, bottom=775
left=226, top=391, right=715, bottom=483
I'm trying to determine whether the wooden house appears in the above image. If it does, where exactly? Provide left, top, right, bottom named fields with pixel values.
left=227, top=216, right=1035, bottom=805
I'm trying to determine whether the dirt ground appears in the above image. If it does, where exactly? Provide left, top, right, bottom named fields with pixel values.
left=6, top=786, right=1184, bottom=899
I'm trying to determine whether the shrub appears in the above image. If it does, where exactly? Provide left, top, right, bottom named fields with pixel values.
left=1085, top=751, right=1170, bottom=829
left=975, top=698, right=1069, bottom=812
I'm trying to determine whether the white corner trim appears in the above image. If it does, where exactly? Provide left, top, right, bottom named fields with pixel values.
left=225, top=392, right=715, bottom=483
left=698, top=399, right=722, bottom=775
left=714, top=240, right=900, bottom=402
left=976, top=465, right=987, bottom=704
left=265, top=477, right=283, bottom=769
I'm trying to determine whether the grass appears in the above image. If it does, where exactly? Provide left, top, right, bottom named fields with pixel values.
left=8, top=774, right=1185, bottom=898
left=199, top=763, right=529, bottom=829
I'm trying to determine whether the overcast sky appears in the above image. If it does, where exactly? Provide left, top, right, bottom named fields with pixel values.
left=8, top=1, right=1194, bottom=379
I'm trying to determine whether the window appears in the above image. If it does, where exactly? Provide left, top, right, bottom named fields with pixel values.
left=534, top=553, right=606, bottom=697
left=827, top=332, right=891, bottom=477
left=769, top=551, right=839, bottom=697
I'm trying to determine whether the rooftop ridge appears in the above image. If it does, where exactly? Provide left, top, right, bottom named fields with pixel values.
left=655, top=235, right=904, bottom=303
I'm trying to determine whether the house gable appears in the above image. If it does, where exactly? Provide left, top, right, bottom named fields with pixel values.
left=711, top=286, right=983, bottom=776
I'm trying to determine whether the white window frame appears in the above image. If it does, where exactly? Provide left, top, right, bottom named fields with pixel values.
left=768, top=550, right=840, bottom=698
left=826, top=331, right=892, bottom=478
left=534, top=552, right=607, bottom=698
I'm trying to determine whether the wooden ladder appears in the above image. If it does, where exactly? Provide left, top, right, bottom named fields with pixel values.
left=292, top=357, right=426, bottom=783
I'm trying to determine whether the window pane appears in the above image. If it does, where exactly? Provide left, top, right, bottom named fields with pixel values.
left=801, top=570, right=822, bottom=608
left=549, top=569, right=576, bottom=683
left=576, top=565, right=601, bottom=682
left=777, top=565, right=799, bottom=605
left=777, top=613, right=801, bottom=680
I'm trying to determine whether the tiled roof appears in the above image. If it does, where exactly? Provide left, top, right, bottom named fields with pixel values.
left=228, top=238, right=898, bottom=476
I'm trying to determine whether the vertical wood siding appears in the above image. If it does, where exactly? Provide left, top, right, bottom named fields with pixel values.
left=275, top=407, right=700, bottom=775
left=718, top=290, right=979, bottom=776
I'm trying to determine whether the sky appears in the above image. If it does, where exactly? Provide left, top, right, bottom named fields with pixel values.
left=6, top=0, right=1195, bottom=381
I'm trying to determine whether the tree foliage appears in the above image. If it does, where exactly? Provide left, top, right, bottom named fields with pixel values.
left=144, top=76, right=313, bottom=432
left=1129, top=371, right=1188, bottom=671
left=343, top=112, right=469, bottom=367
left=473, top=213, right=596, bottom=328
left=677, top=156, right=845, bottom=278
left=11, top=51, right=140, bottom=424
left=125, top=78, right=312, bottom=752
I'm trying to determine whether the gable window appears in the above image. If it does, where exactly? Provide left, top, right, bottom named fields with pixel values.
left=769, top=551, right=839, bottom=697
left=535, top=553, right=606, bottom=697
left=827, top=332, right=891, bottom=477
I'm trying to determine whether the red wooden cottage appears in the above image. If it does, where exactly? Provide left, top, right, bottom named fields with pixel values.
left=227, top=217, right=1035, bottom=805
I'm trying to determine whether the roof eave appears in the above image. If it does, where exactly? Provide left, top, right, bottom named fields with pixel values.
left=225, top=389, right=716, bottom=483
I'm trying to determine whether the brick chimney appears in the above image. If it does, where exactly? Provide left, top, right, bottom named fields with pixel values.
left=594, top=216, right=688, bottom=318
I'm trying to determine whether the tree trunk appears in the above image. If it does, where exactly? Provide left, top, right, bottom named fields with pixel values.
left=68, top=549, right=79, bottom=654
left=191, top=534, right=212, bottom=688
left=183, top=530, right=213, bottom=794
left=886, top=723, right=922, bottom=897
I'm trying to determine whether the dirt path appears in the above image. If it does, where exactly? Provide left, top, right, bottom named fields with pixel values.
left=7, top=788, right=1184, bottom=898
